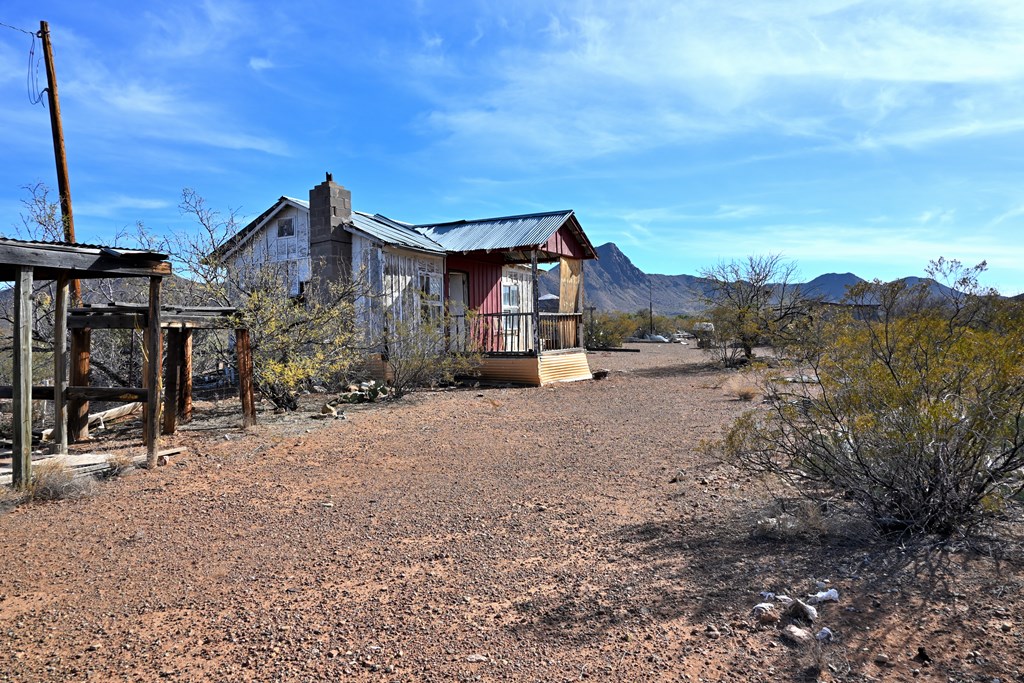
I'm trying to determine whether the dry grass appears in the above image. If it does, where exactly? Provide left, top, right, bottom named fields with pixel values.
left=722, top=373, right=761, bottom=401
left=25, top=459, right=95, bottom=502
left=103, top=453, right=136, bottom=478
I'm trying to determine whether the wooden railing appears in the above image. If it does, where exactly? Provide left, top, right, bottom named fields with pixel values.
left=449, top=312, right=583, bottom=355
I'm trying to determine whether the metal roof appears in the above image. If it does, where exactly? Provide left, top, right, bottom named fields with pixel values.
left=414, top=210, right=576, bottom=253
left=350, top=212, right=445, bottom=254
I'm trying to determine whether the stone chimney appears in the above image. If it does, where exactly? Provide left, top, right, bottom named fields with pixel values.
left=308, top=172, right=353, bottom=286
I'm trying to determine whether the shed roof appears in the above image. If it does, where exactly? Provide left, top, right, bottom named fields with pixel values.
left=0, top=238, right=170, bottom=281
left=414, top=210, right=597, bottom=260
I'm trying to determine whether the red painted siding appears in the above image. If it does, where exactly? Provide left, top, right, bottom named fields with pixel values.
left=543, top=224, right=588, bottom=259
left=446, top=254, right=503, bottom=315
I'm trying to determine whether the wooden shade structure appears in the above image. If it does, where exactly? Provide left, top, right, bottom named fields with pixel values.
left=0, top=239, right=170, bottom=487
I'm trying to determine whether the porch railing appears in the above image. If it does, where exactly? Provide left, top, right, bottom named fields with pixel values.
left=449, top=312, right=583, bottom=355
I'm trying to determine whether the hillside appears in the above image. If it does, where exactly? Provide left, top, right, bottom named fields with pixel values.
left=542, top=244, right=963, bottom=314
left=540, top=243, right=712, bottom=315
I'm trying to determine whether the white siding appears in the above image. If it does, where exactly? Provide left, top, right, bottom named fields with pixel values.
left=223, top=203, right=311, bottom=296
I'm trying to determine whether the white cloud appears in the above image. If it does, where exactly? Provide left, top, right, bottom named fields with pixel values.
left=248, top=56, right=274, bottom=71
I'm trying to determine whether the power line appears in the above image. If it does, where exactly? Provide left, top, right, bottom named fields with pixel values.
left=0, top=20, right=35, bottom=35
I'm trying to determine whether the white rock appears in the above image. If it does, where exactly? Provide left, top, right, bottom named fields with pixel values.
left=781, top=624, right=814, bottom=645
left=786, top=598, right=818, bottom=622
left=816, top=627, right=834, bottom=643
left=807, top=588, right=840, bottom=604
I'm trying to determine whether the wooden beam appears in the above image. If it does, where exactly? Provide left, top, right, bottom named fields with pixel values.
left=67, top=313, right=145, bottom=330
left=65, top=387, right=148, bottom=402
left=530, top=250, right=541, bottom=356
left=0, top=386, right=55, bottom=400
left=162, top=328, right=180, bottom=435
left=145, top=277, right=162, bottom=467
left=12, top=266, right=33, bottom=489
left=576, top=261, right=585, bottom=349
left=236, top=328, right=256, bottom=428
left=52, top=276, right=69, bottom=454
left=68, top=327, right=90, bottom=441
left=179, top=329, right=193, bottom=422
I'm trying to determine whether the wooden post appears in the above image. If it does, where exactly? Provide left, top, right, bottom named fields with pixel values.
left=179, top=329, right=193, bottom=422
left=52, top=276, right=69, bottom=454
left=530, top=250, right=541, bottom=356
left=68, top=328, right=90, bottom=441
left=576, top=261, right=585, bottom=349
left=162, top=328, right=180, bottom=435
left=12, top=267, right=34, bottom=489
left=236, top=328, right=256, bottom=428
left=144, top=277, right=162, bottom=467
left=39, top=21, right=81, bottom=305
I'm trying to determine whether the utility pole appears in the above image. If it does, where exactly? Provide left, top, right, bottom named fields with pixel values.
left=648, top=280, right=654, bottom=335
left=39, top=20, right=81, bottom=304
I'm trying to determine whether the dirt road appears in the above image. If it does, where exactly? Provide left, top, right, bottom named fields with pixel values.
left=0, top=344, right=1021, bottom=682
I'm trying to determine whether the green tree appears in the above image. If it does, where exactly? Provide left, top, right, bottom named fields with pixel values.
left=723, top=259, right=1024, bottom=536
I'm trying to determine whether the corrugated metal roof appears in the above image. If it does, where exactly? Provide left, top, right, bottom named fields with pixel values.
left=0, top=236, right=168, bottom=260
left=350, top=212, right=445, bottom=254
left=414, top=210, right=575, bottom=253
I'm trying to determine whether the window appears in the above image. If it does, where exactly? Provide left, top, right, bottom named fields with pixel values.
left=277, top=218, right=294, bottom=238
left=502, top=283, right=521, bottom=333
left=420, top=272, right=442, bottom=322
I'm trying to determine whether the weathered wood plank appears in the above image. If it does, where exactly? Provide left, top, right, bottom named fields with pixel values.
left=67, top=313, right=145, bottom=329
left=530, top=250, right=541, bottom=357
left=12, top=266, right=34, bottom=488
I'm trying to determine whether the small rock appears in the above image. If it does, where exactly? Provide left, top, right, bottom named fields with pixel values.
left=807, top=588, right=839, bottom=605
left=752, top=603, right=779, bottom=625
left=320, top=404, right=338, bottom=416
left=320, top=502, right=334, bottom=508
left=786, top=598, right=818, bottom=623
left=87, top=643, right=102, bottom=652
left=466, top=654, right=488, bottom=663
left=874, top=653, right=890, bottom=665
left=670, top=470, right=685, bottom=483
left=781, top=625, right=813, bottom=645
left=816, top=627, right=834, bottom=643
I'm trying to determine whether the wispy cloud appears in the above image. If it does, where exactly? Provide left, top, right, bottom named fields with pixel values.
left=410, top=1, right=1024, bottom=163
left=248, top=56, right=274, bottom=71
left=76, top=195, right=172, bottom=218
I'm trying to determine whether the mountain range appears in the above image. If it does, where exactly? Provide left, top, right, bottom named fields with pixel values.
left=540, top=243, right=953, bottom=315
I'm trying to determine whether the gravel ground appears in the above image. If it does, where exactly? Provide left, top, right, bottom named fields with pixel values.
left=0, top=343, right=1022, bottom=682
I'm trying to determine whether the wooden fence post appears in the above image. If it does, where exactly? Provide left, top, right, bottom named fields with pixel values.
left=179, top=329, right=193, bottom=422
left=12, top=267, right=34, bottom=489
left=52, top=276, right=69, bottom=454
left=162, top=328, right=180, bottom=435
left=68, top=328, right=91, bottom=441
left=236, top=328, right=256, bottom=428
left=145, top=277, right=162, bottom=467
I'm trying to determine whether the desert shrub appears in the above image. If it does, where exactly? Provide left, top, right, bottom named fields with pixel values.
left=722, top=259, right=1024, bottom=537
left=585, top=311, right=637, bottom=347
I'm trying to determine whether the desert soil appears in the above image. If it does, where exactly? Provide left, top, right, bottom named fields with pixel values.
left=0, top=343, right=1022, bottom=682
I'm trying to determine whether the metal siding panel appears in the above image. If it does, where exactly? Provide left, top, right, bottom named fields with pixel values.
left=416, top=211, right=574, bottom=253
left=538, top=352, right=592, bottom=385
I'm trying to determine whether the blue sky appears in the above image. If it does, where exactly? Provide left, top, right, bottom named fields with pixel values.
left=2, top=0, right=1023, bottom=293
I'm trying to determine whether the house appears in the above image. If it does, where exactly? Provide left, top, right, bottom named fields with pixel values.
left=217, top=173, right=598, bottom=385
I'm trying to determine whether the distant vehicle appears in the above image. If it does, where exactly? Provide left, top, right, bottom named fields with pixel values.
left=692, top=322, right=715, bottom=334
left=669, top=333, right=690, bottom=344
left=646, top=334, right=670, bottom=343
